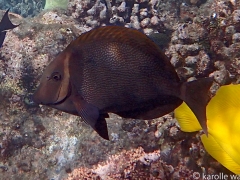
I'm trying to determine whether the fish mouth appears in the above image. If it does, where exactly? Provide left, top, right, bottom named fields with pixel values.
left=32, top=91, right=42, bottom=105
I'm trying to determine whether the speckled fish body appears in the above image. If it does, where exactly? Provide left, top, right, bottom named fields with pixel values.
left=33, top=26, right=213, bottom=140
left=0, top=9, right=19, bottom=47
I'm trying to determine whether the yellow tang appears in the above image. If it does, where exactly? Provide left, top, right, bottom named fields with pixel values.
left=174, top=84, right=240, bottom=174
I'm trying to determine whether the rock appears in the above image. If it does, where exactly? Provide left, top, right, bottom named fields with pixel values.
left=150, top=16, right=160, bottom=26
left=130, top=16, right=140, bottom=29
left=210, top=70, right=229, bottom=85
left=232, top=10, right=240, bottom=23
left=232, top=33, right=240, bottom=43
left=225, top=26, right=236, bottom=35
left=177, top=23, right=207, bottom=43
left=118, top=2, right=126, bottom=12
left=99, top=6, right=107, bottom=20
left=143, top=28, right=154, bottom=34
left=177, top=67, right=195, bottom=78
left=185, top=55, right=199, bottom=67
left=196, top=50, right=211, bottom=75
left=140, top=8, right=148, bottom=19
left=141, top=18, right=150, bottom=28
left=170, top=54, right=181, bottom=67
left=132, top=4, right=139, bottom=15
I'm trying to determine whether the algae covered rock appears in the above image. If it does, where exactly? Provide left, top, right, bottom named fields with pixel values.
left=44, top=0, right=68, bottom=10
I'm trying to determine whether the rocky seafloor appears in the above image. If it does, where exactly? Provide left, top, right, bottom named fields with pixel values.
left=0, top=0, right=240, bottom=179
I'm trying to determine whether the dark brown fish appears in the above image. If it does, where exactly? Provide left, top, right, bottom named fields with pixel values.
left=33, top=26, right=213, bottom=140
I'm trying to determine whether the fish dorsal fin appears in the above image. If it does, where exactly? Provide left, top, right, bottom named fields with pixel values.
left=67, top=26, right=178, bottom=81
left=72, top=26, right=152, bottom=45
left=68, top=26, right=171, bottom=65
left=0, top=9, right=19, bottom=32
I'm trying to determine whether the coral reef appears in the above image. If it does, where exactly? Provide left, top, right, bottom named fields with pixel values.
left=0, top=0, right=240, bottom=179
left=0, top=0, right=44, bottom=17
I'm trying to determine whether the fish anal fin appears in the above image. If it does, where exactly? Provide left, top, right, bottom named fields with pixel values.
left=180, top=77, right=213, bottom=135
left=94, top=115, right=109, bottom=140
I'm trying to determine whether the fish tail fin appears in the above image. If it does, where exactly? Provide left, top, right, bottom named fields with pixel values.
left=180, top=77, right=213, bottom=135
left=0, top=9, right=19, bottom=31
left=0, top=31, right=7, bottom=47
left=201, top=134, right=240, bottom=174
left=174, top=102, right=202, bottom=132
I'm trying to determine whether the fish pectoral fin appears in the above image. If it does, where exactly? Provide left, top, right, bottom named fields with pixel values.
left=71, top=95, right=109, bottom=140
left=71, top=95, right=99, bottom=128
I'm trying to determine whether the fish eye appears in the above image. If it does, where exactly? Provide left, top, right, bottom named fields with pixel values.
left=51, top=72, right=62, bottom=81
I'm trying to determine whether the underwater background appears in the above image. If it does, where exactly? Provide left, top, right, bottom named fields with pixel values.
left=0, top=0, right=240, bottom=179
